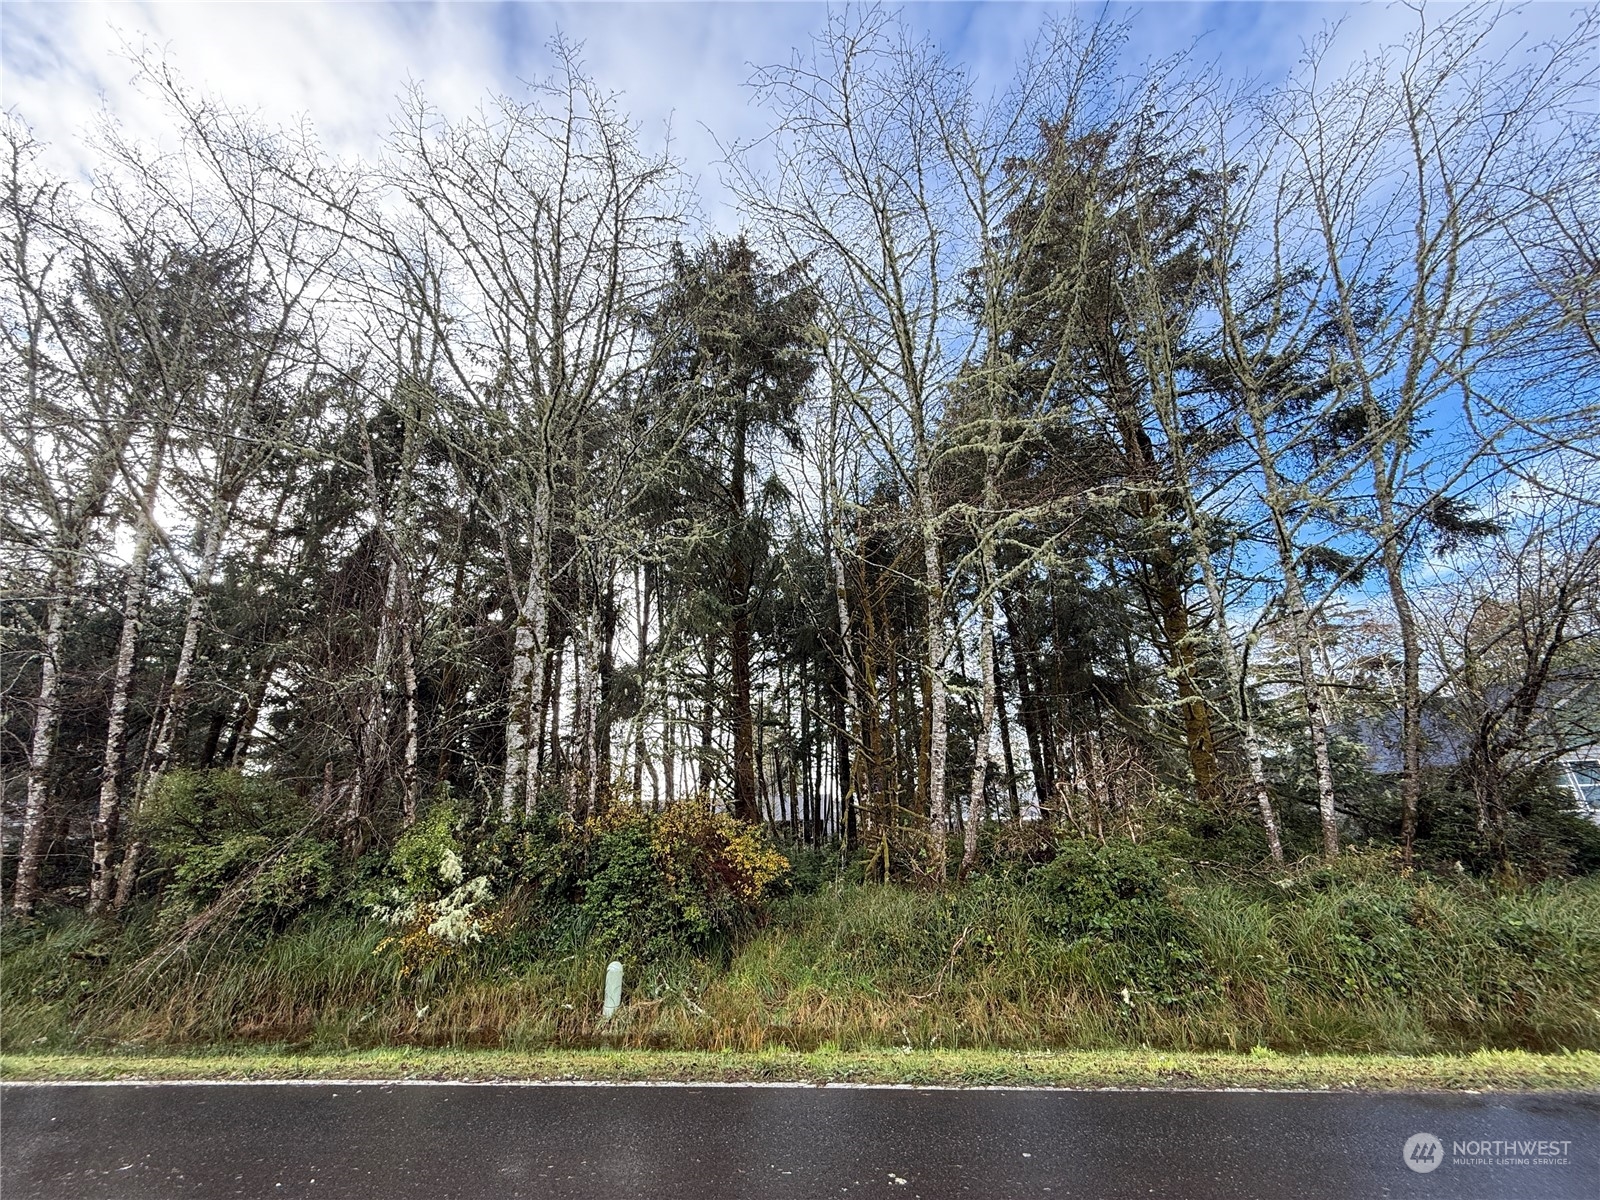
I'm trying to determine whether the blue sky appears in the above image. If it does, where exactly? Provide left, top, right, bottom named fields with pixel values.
left=4, top=1, right=1581, bottom=229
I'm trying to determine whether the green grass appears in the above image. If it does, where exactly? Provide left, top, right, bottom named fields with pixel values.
left=5, top=862, right=1599, bottom=1058
left=4, top=1047, right=1598, bottom=1092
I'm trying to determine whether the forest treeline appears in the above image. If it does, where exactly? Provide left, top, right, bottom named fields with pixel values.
left=5, top=3, right=1600, bottom=923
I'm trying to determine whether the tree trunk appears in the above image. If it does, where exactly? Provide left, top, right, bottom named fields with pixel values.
left=828, top=523, right=862, bottom=827
left=228, top=661, right=277, bottom=769
left=961, top=444, right=1001, bottom=877
left=729, top=609, right=757, bottom=820
left=349, top=552, right=401, bottom=851
left=88, top=435, right=166, bottom=914
left=729, top=411, right=758, bottom=821
left=960, top=572, right=998, bottom=877
left=1235, top=382, right=1339, bottom=858
left=11, top=573, right=71, bottom=916
left=1153, top=557, right=1224, bottom=809
left=503, top=481, right=551, bottom=820
left=1002, top=596, right=1052, bottom=818
left=1105, top=340, right=1223, bottom=812
left=1294, top=609, right=1340, bottom=858
left=1370, top=451, right=1423, bottom=867
left=143, top=493, right=227, bottom=783
left=1147, top=343, right=1285, bottom=861
left=574, top=601, right=603, bottom=821
left=1194, top=550, right=1284, bottom=863
left=920, top=486, right=950, bottom=881
left=113, top=489, right=230, bottom=909
left=663, top=695, right=676, bottom=805
left=632, top=564, right=651, bottom=799
left=993, top=637, right=1023, bottom=822
left=399, top=617, right=420, bottom=827
left=698, top=635, right=717, bottom=795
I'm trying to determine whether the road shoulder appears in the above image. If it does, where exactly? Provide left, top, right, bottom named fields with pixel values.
left=4, top=1047, right=1598, bottom=1091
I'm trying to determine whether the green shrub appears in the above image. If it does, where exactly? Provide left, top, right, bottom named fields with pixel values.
left=386, top=797, right=462, bottom=896
left=969, top=819, right=1059, bottom=877
left=579, top=811, right=688, bottom=960
left=773, top=842, right=846, bottom=895
left=1152, top=809, right=1282, bottom=867
left=1416, top=782, right=1600, bottom=880
left=1028, top=838, right=1208, bottom=1004
left=169, top=835, right=336, bottom=924
left=370, top=796, right=506, bottom=981
left=138, top=769, right=338, bottom=934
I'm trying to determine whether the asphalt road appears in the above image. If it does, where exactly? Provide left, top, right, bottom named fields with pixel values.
left=2, top=1082, right=1595, bottom=1200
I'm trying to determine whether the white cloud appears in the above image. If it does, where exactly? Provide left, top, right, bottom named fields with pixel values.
left=3, top=3, right=511, bottom=170
left=2, top=1, right=827, bottom=227
left=4, top=2, right=1588, bottom=228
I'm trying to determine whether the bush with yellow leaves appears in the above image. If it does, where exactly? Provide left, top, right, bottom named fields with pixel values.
left=579, top=799, right=789, bottom=962
left=652, top=801, right=790, bottom=908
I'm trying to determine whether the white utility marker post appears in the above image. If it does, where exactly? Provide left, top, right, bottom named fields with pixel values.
left=602, top=960, right=624, bottom=1020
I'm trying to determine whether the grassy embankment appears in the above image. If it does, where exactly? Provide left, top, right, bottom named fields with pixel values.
left=4, top=855, right=1598, bottom=1073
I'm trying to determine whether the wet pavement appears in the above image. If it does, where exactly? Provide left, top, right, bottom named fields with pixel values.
left=2, top=1081, right=1595, bottom=1199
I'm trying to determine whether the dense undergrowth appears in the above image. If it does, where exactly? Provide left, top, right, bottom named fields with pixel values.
left=4, top=774, right=1598, bottom=1057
